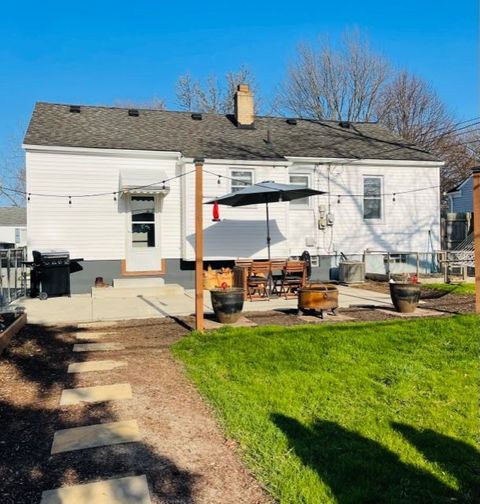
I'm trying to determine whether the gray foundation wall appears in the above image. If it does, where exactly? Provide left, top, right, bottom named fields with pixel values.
left=70, top=260, right=123, bottom=294
left=71, top=256, right=343, bottom=294
left=70, top=259, right=198, bottom=294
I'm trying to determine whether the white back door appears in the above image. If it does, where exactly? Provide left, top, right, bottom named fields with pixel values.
left=125, top=194, right=162, bottom=272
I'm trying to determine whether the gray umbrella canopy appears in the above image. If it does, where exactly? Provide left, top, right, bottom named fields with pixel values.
left=206, top=181, right=326, bottom=259
left=206, top=181, right=325, bottom=206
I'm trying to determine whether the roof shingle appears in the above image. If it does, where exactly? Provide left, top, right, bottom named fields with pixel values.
left=24, top=102, right=440, bottom=163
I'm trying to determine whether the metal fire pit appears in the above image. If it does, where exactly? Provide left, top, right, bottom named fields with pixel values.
left=298, top=283, right=339, bottom=318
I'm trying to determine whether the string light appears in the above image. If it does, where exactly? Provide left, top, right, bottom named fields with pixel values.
left=0, top=167, right=443, bottom=206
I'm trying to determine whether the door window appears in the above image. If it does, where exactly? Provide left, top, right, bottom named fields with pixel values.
left=131, top=196, right=155, bottom=247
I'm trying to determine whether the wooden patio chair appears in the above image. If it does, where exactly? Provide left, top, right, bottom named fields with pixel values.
left=247, top=261, right=271, bottom=301
left=270, top=259, right=287, bottom=296
left=278, top=260, right=306, bottom=299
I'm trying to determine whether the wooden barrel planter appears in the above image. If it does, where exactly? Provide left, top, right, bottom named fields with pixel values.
left=389, top=283, right=421, bottom=313
left=298, top=283, right=339, bottom=318
left=210, top=288, right=244, bottom=324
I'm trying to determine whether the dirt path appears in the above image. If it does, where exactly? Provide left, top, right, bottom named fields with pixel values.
left=0, top=319, right=272, bottom=504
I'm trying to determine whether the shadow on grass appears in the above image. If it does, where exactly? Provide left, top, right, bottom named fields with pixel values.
left=0, top=324, right=196, bottom=504
left=272, top=414, right=463, bottom=503
left=392, top=422, right=480, bottom=502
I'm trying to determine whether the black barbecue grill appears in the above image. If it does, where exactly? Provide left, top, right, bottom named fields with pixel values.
left=27, top=250, right=83, bottom=299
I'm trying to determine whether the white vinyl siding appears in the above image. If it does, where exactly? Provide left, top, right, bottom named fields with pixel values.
left=26, top=150, right=181, bottom=261
left=26, top=147, right=442, bottom=264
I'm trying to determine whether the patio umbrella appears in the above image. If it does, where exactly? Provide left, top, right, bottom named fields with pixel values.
left=206, top=181, right=326, bottom=260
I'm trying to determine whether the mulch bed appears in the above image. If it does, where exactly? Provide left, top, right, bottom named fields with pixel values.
left=353, top=280, right=475, bottom=315
left=0, top=320, right=271, bottom=504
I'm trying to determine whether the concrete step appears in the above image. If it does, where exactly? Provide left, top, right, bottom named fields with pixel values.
left=91, top=284, right=184, bottom=299
left=113, top=277, right=165, bottom=288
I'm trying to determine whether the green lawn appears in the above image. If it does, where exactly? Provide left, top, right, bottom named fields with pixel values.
left=173, top=316, right=480, bottom=503
left=422, top=282, right=476, bottom=295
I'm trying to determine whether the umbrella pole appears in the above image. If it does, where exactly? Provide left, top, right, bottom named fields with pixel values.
left=265, top=200, right=271, bottom=261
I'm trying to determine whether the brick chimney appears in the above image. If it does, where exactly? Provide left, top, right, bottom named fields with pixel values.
left=234, top=84, right=254, bottom=127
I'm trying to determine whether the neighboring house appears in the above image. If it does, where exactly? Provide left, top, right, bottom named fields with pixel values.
left=446, top=174, right=474, bottom=213
left=23, top=85, right=443, bottom=293
left=0, top=207, right=27, bottom=247
left=443, top=173, right=475, bottom=250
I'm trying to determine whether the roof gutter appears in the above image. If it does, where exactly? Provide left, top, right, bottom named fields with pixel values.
left=180, top=157, right=293, bottom=167
left=286, top=156, right=444, bottom=168
left=22, top=144, right=183, bottom=160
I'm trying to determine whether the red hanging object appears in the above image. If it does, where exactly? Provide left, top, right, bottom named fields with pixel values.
left=212, top=201, right=220, bottom=221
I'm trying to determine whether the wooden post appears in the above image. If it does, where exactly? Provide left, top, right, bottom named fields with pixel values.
left=194, top=159, right=205, bottom=331
left=473, top=167, right=480, bottom=314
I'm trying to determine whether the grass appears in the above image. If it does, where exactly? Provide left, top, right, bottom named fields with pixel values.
left=173, top=316, right=480, bottom=503
left=422, top=282, right=475, bottom=295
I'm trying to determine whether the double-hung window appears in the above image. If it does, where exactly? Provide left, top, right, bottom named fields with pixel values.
left=363, top=176, right=383, bottom=220
left=289, top=174, right=310, bottom=207
left=231, top=170, right=253, bottom=193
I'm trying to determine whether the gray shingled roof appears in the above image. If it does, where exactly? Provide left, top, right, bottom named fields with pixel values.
left=0, top=207, right=26, bottom=226
left=24, top=102, right=440, bottom=162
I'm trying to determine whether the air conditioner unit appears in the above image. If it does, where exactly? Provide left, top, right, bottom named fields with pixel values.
left=338, top=261, right=365, bottom=284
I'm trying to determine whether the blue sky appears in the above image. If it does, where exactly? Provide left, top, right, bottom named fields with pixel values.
left=0, top=0, right=477, bottom=152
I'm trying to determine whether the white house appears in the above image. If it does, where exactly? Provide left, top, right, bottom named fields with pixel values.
left=23, top=85, right=442, bottom=293
left=0, top=207, right=27, bottom=247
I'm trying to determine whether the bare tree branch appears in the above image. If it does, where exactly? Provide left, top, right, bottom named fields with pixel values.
left=175, top=66, right=261, bottom=113
left=0, top=131, right=26, bottom=207
left=277, top=31, right=390, bottom=121
left=112, top=97, right=166, bottom=110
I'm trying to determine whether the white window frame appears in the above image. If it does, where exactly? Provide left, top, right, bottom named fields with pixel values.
left=289, top=173, right=312, bottom=208
left=230, top=169, right=254, bottom=193
left=363, top=175, right=384, bottom=222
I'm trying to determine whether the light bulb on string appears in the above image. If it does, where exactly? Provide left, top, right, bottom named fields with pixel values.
left=162, top=181, right=166, bottom=190
left=113, top=192, right=117, bottom=201
left=27, top=193, right=31, bottom=202
left=217, top=176, right=221, bottom=185
left=392, top=193, right=396, bottom=202
left=337, top=195, right=341, bottom=204
left=68, top=196, right=72, bottom=205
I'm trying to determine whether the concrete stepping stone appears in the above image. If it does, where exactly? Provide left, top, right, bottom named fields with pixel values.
left=376, top=307, right=441, bottom=318
left=75, top=332, right=110, bottom=341
left=51, top=419, right=140, bottom=454
left=298, top=313, right=354, bottom=323
left=73, top=342, right=124, bottom=352
left=67, top=360, right=127, bottom=374
left=40, top=475, right=151, bottom=504
left=203, top=316, right=257, bottom=330
left=60, top=383, right=132, bottom=405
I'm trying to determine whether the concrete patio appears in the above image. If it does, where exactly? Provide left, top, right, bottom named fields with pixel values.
left=17, top=285, right=393, bottom=325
